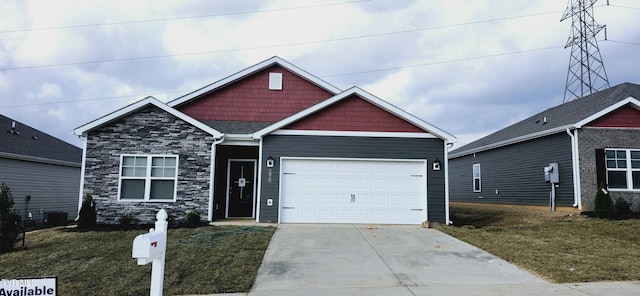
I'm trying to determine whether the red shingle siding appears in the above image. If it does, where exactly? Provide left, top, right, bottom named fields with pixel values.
left=176, top=65, right=333, bottom=122
left=588, top=105, right=640, bottom=128
left=285, top=95, right=426, bottom=133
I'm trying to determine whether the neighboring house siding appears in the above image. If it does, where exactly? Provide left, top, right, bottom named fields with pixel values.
left=83, top=106, right=215, bottom=224
left=260, top=135, right=446, bottom=223
left=588, top=105, right=640, bottom=128
left=578, top=127, right=640, bottom=211
left=449, top=133, right=574, bottom=206
left=0, top=157, right=80, bottom=222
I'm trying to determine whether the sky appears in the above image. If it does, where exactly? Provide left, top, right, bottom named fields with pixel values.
left=0, top=0, right=638, bottom=149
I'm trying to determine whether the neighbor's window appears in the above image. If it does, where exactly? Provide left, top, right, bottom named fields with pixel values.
left=605, top=149, right=640, bottom=190
left=119, top=155, right=178, bottom=201
left=473, top=164, right=481, bottom=192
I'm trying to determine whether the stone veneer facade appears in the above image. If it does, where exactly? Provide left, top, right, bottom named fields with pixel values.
left=83, top=106, right=215, bottom=224
left=578, top=127, right=640, bottom=211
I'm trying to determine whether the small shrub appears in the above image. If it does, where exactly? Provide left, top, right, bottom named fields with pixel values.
left=614, top=197, right=632, bottom=218
left=117, top=213, right=136, bottom=230
left=594, top=184, right=615, bottom=218
left=77, top=193, right=97, bottom=230
left=166, top=211, right=177, bottom=229
left=182, top=211, right=201, bottom=228
left=0, top=183, right=22, bottom=253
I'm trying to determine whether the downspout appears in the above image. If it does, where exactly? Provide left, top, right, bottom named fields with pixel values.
left=208, top=136, right=225, bottom=222
left=75, top=136, right=88, bottom=221
left=445, top=141, right=454, bottom=225
left=566, top=128, right=581, bottom=209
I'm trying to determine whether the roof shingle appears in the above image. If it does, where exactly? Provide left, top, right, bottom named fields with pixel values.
left=450, top=82, right=640, bottom=157
left=0, top=114, right=82, bottom=164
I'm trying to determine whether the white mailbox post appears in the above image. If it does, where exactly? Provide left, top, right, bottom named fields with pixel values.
left=132, top=209, right=168, bottom=296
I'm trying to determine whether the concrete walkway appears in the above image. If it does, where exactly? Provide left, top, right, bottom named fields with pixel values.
left=206, top=224, right=640, bottom=295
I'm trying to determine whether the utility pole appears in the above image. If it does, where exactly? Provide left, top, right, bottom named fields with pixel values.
left=561, top=0, right=610, bottom=103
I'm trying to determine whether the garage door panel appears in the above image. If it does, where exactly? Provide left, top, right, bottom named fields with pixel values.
left=318, top=178, right=334, bottom=188
left=280, top=158, right=427, bottom=224
left=300, top=193, right=319, bottom=205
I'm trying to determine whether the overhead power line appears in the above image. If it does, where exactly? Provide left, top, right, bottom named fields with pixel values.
left=323, top=46, right=563, bottom=77
left=0, top=0, right=371, bottom=34
left=0, top=90, right=189, bottom=109
left=607, top=39, right=640, bottom=46
left=0, top=9, right=564, bottom=72
left=2, top=34, right=636, bottom=110
left=0, top=44, right=564, bottom=109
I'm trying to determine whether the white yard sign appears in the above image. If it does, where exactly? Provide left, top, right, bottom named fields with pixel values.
left=0, top=277, right=57, bottom=296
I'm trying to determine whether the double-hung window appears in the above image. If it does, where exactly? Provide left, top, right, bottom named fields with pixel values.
left=473, top=164, right=481, bottom=192
left=605, top=149, right=640, bottom=190
left=119, top=155, right=178, bottom=201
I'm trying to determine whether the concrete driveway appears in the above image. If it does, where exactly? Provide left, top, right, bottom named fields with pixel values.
left=246, top=224, right=639, bottom=296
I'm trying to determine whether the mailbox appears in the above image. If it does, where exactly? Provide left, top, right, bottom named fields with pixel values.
left=132, top=229, right=166, bottom=265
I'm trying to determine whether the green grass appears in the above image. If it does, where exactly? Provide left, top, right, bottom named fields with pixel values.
left=0, top=225, right=275, bottom=295
left=437, top=205, right=640, bottom=283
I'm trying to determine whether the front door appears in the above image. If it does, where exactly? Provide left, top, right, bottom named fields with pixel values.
left=226, top=159, right=257, bottom=218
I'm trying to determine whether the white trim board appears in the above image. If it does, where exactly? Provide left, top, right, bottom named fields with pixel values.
left=270, top=129, right=438, bottom=138
left=73, top=96, right=223, bottom=138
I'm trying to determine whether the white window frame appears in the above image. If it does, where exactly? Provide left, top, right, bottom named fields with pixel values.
left=118, top=154, right=179, bottom=202
left=605, top=148, right=640, bottom=191
left=473, top=163, right=481, bottom=192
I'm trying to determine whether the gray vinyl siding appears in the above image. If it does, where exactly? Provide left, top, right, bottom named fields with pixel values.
left=259, top=135, right=447, bottom=223
left=0, top=157, right=80, bottom=223
left=449, top=132, right=574, bottom=207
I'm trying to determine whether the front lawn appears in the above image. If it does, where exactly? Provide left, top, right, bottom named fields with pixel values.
left=0, top=225, right=275, bottom=295
left=437, top=203, right=640, bottom=283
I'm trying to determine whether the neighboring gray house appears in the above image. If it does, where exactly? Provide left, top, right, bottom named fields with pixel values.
left=0, top=114, right=82, bottom=223
left=449, top=82, right=640, bottom=212
left=73, top=57, right=456, bottom=225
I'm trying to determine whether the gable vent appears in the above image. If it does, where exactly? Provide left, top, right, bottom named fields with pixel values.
left=269, top=72, right=283, bottom=90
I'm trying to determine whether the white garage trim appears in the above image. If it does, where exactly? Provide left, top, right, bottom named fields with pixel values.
left=278, top=157, right=428, bottom=224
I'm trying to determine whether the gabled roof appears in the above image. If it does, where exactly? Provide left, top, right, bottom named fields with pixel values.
left=253, top=86, right=457, bottom=142
left=450, top=82, right=640, bottom=158
left=1, top=114, right=81, bottom=165
left=168, top=56, right=342, bottom=108
left=73, top=97, right=223, bottom=138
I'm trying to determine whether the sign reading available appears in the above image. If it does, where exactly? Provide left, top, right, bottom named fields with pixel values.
left=0, top=277, right=56, bottom=296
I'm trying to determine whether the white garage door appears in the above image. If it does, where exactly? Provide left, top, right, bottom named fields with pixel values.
left=279, top=158, right=427, bottom=224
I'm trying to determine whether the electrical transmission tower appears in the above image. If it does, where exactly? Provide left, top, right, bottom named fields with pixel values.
left=561, top=0, right=610, bottom=103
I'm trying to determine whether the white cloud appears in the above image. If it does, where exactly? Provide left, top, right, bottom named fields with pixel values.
left=33, top=82, right=63, bottom=100
left=0, top=0, right=637, bottom=149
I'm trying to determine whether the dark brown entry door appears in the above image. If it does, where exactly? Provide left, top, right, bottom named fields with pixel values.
left=226, top=160, right=256, bottom=218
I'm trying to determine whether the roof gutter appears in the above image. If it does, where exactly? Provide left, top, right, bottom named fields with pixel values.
left=449, top=124, right=575, bottom=159
left=0, top=151, right=81, bottom=168
left=566, top=127, right=582, bottom=209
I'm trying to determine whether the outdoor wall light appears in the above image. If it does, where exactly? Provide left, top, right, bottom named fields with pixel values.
left=432, top=159, right=441, bottom=171
left=266, top=156, right=275, bottom=168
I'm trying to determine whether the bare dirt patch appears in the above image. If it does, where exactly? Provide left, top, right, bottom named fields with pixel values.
left=449, top=202, right=585, bottom=228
